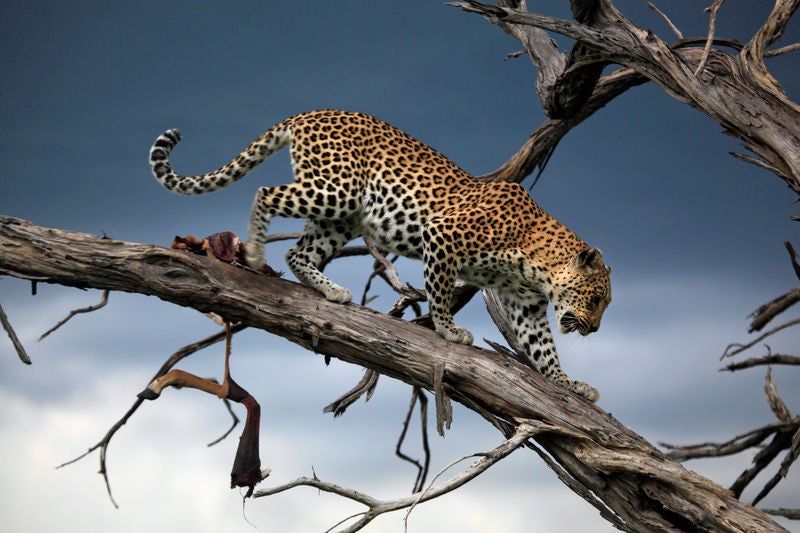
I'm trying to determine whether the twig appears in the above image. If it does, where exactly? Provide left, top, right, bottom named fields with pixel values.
left=253, top=421, right=544, bottom=533
left=322, top=369, right=379, bottom=417
left=721, top=318, right=800, bottom=359
left=504, top=49, right=527, bottom=60
left=57, top=323, right=247, bottom=506
left=694, top=0, right=725, bottom=77
left=748, top=287, right=800, bottom=333
left=764, top=366, right=793, bottom=423
left=784, top=241, right=800, bottom=281
left=207, top=397, right=241, bottom=447
left=762, top=508, right=800, bottom=520
left=661, top=421, right=794, bottom=461
left=647, top=3, right=683, bottom=40
left=746, top=242, right=800, bottom=332
left=363, top=238, right=425, bottom=301
left=765, top=42, right=800, bottom=57
left=387, top=292, right=425, bottom=319
left=730, top=426, right=796, bottom=498
left=722, top=353, right=800, bottom=372
left=264, top=232, right=302, bottom=243
left=0, top=300, right=31, bottom=364
left=39, top=289, right=110, bottom=341
left=394, top=388, right=431, bottom=493
left=752, top=426, right=800, bottom=506
left=433, top=362, right=452, bottom=437
left=728, top=151, right=782, bottom=175
left=364, top=238, right=403, bottom=292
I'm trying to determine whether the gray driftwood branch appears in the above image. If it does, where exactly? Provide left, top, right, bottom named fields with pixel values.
left=455, top=0, right=800, bottom=195
left=0, top=215, right=788, bottom=532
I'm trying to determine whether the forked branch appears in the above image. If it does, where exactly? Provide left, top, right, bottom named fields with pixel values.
left=665, top=241, right=800, bottom=518
left=253, top=421, right=544, bottom=533
left=454, top=0, right=800, bottom=194
left=55, top=323, right=248, bottom=506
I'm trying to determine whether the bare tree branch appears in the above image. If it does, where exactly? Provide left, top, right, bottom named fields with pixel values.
left=764, top=508, right=800, bottom=520
left=722, top=318, right=800, bottom=359
left=694, top=0, right=726, bottom=76
left=765, top=366, right=794, bottom=423
left=453, top=0, right=800, bottom=194
left=647, top=3, right=683, bottom=40
left=323, top=368, right=380, bottom=417
left=39, top=289, right=109, bottom=341
left=748, top=288, right=800, bottom=333
left=752, top=426, right=800, bottom=506
left=0, top=300, right=31, bottom=364
left=252, top=421, right=546, bottom=533
left=662, top=421, right=796, bottom=461
left=54, top=322, right=248, bottom=507
left=394, top=387, right=431, bottom=493
left=667, top=240, right=799, bottom=514
left=722, top=353, right=800, bottom=372
left=0, top=215, right=789, bottom=531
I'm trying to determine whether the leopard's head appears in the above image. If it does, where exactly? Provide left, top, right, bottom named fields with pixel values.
left=551, top=248, right=612, bottom=336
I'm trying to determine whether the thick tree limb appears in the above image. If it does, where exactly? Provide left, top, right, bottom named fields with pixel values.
left=0, top=215, right=788, bottom=532
left=454, top=0, right=800, bottom=195
left=475, top=67, right=647, bottom=184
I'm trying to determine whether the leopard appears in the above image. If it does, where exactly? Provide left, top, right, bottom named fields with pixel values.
left=149, top=110, right=611, bottom=401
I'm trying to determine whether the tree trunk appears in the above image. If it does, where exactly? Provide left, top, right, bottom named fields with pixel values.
left=0, top=215, right=787, bottom=532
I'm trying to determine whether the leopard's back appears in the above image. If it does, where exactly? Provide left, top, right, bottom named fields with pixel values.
left=148, top=110, right=610, bottom=402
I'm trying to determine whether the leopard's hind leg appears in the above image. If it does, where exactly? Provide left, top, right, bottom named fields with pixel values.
left=246, top=180, right=359, bottom=266
left=285, top=218, right=359, bottom=303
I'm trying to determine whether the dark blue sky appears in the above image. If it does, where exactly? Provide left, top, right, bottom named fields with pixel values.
left=2, top=2, right=799, bottom=532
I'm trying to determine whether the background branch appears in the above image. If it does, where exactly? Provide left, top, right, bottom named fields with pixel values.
left=455, top=0, right=800, bottom=194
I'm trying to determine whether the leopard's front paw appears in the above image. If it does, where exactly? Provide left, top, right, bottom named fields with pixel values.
left=439, top=325, right=474, bottom=346
left=322, top=284, right=353, bottom=304
left=568, top=380, right=600, bottom=402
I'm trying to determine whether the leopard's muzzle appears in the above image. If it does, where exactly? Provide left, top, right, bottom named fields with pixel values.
left=559, top=312, right=597, bottom=336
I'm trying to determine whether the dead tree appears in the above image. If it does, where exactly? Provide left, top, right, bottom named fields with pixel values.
left=662, top=241, right=800, bottom=521
left=459, top=0, right=800, bottom=196
left=0, top=216, right=789, bottom=531
left=2, top=0, right=799, bottom=531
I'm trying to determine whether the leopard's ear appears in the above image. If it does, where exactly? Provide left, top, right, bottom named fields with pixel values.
left=574, top=247, right=604, bottom=270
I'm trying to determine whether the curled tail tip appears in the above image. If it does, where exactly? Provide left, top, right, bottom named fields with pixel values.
left=148, top=130, right=178, bottom=187
left=152, top=128, right=182, bottom=150
left=164, top=128, right=182, bottom=141
left=149, top=128, right=182, bottom=175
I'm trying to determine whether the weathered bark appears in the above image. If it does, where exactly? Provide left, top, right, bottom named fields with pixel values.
left=456, top=0, right=800, bottom=195
left=0, top=215, right=787, bottom=532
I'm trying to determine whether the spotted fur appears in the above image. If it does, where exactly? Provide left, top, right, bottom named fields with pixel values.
left=149, top=110, right=611, bottom=401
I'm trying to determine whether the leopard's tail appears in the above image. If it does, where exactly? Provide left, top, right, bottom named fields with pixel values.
left=149, top=121, right=293, bottom=195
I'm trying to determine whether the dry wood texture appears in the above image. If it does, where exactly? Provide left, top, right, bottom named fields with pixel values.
left=457, top=0, right=800, bottom=194
left=0, top=215, right=787, bottom=532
